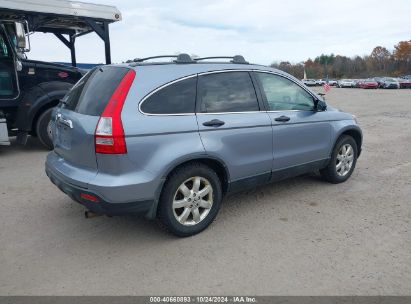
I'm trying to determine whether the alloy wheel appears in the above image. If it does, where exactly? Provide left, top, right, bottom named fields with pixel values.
left=172, top=176, right=213, bottom=226
left=336, top=144, right=354, bottom=176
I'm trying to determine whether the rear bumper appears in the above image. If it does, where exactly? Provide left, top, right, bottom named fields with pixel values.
left=45, top=157, right=156, bottom=217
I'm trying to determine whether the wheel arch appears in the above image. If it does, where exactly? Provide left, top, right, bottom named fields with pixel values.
left=162, top=156, right=230, bottom=195
left=147, top=155, right=230, bottom=219
left=31, top=100, right=59, bottom=136
left=333, top=126, right=363, bottom=157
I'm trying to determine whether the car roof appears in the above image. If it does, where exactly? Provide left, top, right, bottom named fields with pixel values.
left=108, top=54, right=322, bottom=102
left=113, top=53, right=304, bottom=82
left=110, top=58, right=323, bottom=106
left=114, top=61, right=296, bottom=84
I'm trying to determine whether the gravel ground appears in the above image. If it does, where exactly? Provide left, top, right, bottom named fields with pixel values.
left=0, top=88, right=410, bottom=295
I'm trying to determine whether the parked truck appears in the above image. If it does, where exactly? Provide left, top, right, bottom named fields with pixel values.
left=0, top=0, right=121, bottom=148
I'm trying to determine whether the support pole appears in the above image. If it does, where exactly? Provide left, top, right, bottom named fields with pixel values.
left=54, top=33, right=76, bottom=67
left=84, top=19, right=112, bottom=64
left=69, top=35, right=76, bottom=67
left=103, top=22, right=111, bottom=64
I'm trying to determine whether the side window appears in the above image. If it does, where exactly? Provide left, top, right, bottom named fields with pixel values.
left=141, top=77, right=197, bottom=114
left=0, top=28, right=17, bottom=98
left=0, top=31, right=11, bottom=58
left=198, top=72, right=259, bottom=113
left=256, top=73, right=314, bottom=111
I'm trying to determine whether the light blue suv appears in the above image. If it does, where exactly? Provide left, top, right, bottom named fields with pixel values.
left=45, top=54, right=362, bottom=236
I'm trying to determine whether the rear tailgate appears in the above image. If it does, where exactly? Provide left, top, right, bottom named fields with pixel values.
left=53, top=66, right=131, bottom=171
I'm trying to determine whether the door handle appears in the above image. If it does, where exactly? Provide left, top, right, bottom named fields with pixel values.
left=274, top=115, right=290, bottom=122
left=203, top=119, right=225, bottom=127
left=202, top=119, right=225, bottom=127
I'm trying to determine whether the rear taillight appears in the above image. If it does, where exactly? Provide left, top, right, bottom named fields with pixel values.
left=95, top=69, right=136, bottom=154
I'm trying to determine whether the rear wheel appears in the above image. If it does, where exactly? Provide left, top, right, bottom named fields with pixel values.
left=157, top=163, right=222, bottom=237
left=320, top=135, right=358, bottom=184
left=36, top=107, right=54, bottom=150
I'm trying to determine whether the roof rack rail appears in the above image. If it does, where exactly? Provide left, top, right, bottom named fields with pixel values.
left=129, top=53, right=195, bottom=64
left=194, top=55, right=248, bottom=64
left=126, top=54, right=249, bottom=65
left=132, top=55, right=177, bottom=63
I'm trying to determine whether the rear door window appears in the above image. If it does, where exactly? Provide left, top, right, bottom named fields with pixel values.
left=140, top=77, right=197, bottom=114
left=198, top=72, right=259, bottom=113
left=62, top=66, right=129, bottom=116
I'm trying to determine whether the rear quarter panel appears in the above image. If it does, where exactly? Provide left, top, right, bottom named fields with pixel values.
left=94, top=66, right=207, bottom=203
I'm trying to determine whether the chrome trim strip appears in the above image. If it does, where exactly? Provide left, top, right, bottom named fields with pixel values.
left=267, top=110, right=313, bottom=113
left=138, top=68, right=321, bottom=116
left=197, top=69, right=255, bottom=76
left=196, top=111, right=263, bottom=115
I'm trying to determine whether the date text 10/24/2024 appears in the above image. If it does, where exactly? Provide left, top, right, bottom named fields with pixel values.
left=149, top=297, right=257, bottom=303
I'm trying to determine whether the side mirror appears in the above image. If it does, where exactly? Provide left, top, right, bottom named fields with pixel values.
left=314, top=98, right=327, bottom=111
left=14, top=22, right=26, bottom=49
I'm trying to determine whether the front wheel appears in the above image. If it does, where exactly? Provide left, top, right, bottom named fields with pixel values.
left=320, top=135, right=358, bottom=184
left=157, top=163, right=222, bottom=237
left=36, top=107, right=54, bottom=150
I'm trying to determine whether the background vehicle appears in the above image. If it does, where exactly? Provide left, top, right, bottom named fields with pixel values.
left=381, top=77, right=400, bottom=89
left=46, top=54, right=362, bottom=237
left=0, top=0, right=121, bottom=148
left=302, top=79, right=316, bottom=86
left=337, top=79, right=355, bottom=88
left=397, top=78, right=411, bottom=88
left=353, top=79, right=363, bottom=88
left=328, top=79, right=338, bottom=86
left=373, top=77, right=385, bottom=88
left=358, top=79, right=378, bottom=89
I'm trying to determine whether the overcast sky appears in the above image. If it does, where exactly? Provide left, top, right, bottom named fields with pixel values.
left=28, top=0, right=411, bottom=65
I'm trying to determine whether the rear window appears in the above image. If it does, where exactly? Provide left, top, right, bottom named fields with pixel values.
left=62, top=66, right=129, bottom=116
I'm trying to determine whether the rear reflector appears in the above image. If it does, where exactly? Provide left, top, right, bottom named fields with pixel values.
left=95, top=69, right=136, bottom=154
left=80, top=193, right=99, bottom=203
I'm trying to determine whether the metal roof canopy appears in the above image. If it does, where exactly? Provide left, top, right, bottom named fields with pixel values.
left=0, top=0, right=122, bottom=66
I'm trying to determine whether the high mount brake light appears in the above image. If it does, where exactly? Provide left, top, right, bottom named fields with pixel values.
left=95, top=69, right=136, bottom=154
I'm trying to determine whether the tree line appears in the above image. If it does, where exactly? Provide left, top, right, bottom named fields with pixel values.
left=270, top=40, right=411, bottom=79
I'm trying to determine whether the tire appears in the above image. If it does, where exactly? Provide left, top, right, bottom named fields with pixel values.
left=157, top=163, right=222, bottom=237
left=36, top=107, right=54, bottom=150
left=320, top=135, right=358, bottom=184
